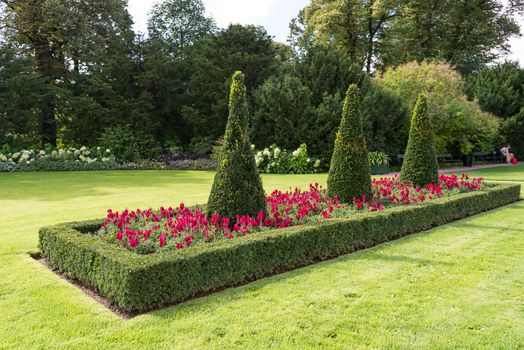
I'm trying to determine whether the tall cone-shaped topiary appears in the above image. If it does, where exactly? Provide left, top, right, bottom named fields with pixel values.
left=400, top=94, right=438, bottom=186
left=207, top=71, right=266, bottom=220
left=327, top=84, right=371, bottom=203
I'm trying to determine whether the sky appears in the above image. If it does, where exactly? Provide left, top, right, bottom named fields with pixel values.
left=128, top=0, right=524, bottom=64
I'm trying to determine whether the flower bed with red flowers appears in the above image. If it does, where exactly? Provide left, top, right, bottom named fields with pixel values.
left=98, top=174, right=484, bottom=255
left=39, top=178, right=520, bottom=313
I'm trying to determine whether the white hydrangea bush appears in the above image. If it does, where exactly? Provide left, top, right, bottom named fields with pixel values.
left=0, top=146, right=116, bottom=171
left=253, top=144, right=322, bottom=174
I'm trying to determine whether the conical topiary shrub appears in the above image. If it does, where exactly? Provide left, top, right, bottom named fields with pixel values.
left=400, top=94, right=438, bottom=186
left=327, top=84, right=371, bottom=203
left=207, top=71, right=266, bottom=220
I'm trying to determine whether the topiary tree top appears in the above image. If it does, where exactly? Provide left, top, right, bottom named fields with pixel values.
left=400, top=94, right=439, bottom=186
left=338, top=85, right=367, bottom=144
left=224, top=71, right=250, bottom=150
left=207, top=71, right=266, bottom=221
left=327, top=84, right=371, bottom=203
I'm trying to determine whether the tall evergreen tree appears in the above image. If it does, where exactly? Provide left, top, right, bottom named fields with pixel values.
left=400, top=94, right=438, bottom=186
left=0, top=45, right=46, bottom=147
left=0, top=0, right=134, bottom=146
left=327, top=84, right=371, bottom=203
left=207, top=71, right=266, bottom=220
left=183, top=24, right=280, bottom=146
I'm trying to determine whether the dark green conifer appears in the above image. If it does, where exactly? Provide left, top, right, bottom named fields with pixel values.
left=327, top=84, right=371, bottom=203
left=400, top=94, right=439, bottom=186
left=207, top=71, right=266, bottom=220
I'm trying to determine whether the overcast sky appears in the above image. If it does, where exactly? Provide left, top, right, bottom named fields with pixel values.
left=128, top=0, right=524, bottom=64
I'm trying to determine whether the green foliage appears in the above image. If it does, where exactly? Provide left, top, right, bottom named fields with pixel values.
left=39, top=183, right=520, bottom=312
left=368, top=152, right=391, bottom=167
left=99, top=126, right=161, bottom=163
left=360, top=79, right=409, bottom=156
left=380, top=0, right=523, bottom=75
left=297, top=0, right=399, bottom=73
left=147, top=0, right=216, bottom=57
left=466, top=61, right=524, bottom=118
left=296, top=0, right=524, bottom=75
left=184, top=24, right=281, bottom=143
left=327, top=84, right=371, bottom=203
left=187, top=136, right=215, bottom=154
left=2, top=0, right=516, bottom=158
left=251, top=74, right=313, bottom=150
left=207, top=72, right=266, bottom=220
left=377, top=62, right=501, bottom=155
left=400, top=95, right=439, bottom=186
left=0, top=46, right=47, bottom=148
left=251, top=51, right=408, bottom=162
left=1, top=0, right=135, bottom=146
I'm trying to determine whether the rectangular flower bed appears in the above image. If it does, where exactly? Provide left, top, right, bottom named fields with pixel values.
left=39, top=183, right=520, bottom=313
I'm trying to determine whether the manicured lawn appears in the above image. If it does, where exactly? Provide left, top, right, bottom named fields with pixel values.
left=0, top=167, right=522, bottom=349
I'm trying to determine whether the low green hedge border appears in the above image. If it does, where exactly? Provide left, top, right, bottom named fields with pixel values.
left=39, top=183, right=521, bottom=313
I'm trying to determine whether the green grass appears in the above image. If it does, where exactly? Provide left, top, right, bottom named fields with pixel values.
left=0, top=167, right=522, bottom=349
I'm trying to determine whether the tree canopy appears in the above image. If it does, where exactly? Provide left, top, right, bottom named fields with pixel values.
left=0, top=0, right=521, bottom=161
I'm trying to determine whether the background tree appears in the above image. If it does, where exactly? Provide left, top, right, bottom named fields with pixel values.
left=381, top=0, right=524, bottom=75
left=400, top=94, right=438, bottom=186
left=251, top=50, right=408, bottom=162
left=465, top=61, right=524, bottom=119
left=298, top=0, right=400, bottom=73
left=376, top=61, right=500, bottom=155
left=251, top=74, right=313, bottom=151
left=1, top=0, right=135, bottom=146
left=0, top=45, right=47, bottom=148
left=207, top=71, right=266, bottom=220
left=327, top=84, right=371, bottom=203
left=147, top=0, right=216, bottom=58
left=182, top=24, right=281, bottom=151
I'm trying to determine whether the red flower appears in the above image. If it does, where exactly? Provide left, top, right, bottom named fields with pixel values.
left=129, top=237, right=139, bottom=248
left=100, top=175, right=483, bottom=254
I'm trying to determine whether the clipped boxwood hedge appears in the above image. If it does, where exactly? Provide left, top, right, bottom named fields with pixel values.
left=39, top=183, right=521, bottom=313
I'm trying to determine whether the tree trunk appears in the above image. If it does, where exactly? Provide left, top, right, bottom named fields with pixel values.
left=346, top=1, right=358, bottom=61
left=366, top=7, right=374, bottom=74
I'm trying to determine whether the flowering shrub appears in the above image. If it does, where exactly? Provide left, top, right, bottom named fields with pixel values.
left=0, top=146, right=116, bottom=172
left=98, top=174, right=483, bottom=254
left=254, top=144, right=322, bottom=174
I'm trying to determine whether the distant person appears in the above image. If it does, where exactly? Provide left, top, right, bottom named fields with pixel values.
left=499, top=144, right=514, bottom=164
